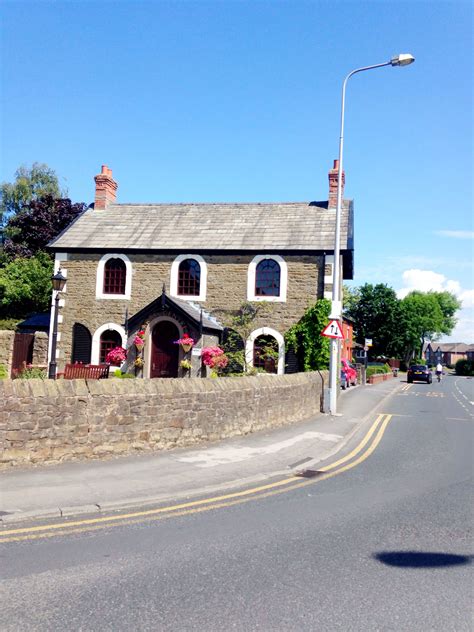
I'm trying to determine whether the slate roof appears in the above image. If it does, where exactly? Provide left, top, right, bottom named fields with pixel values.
left=49, top=201, right=354, bottom=253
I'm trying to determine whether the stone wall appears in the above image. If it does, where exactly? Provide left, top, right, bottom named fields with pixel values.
left=0, top=330, right=15, bottom=376
left=57, top=253, right=325, bottom=367
left=0, top=372, right=326, bottom=468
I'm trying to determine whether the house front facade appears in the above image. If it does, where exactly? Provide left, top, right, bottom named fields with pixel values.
left=47, top=162, right=354, bottom=377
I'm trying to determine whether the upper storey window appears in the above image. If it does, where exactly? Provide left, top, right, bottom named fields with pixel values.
left=247, top=255, right=287, bottom=302
left=255, top=259, right=280, bottom=297
left=170, top=254, right=207, bottom=301
left=96, top=254, right=132, bottom=300
left=178, top=259, right=201, bottom=296
left=104, top=258, right=126, bottom=295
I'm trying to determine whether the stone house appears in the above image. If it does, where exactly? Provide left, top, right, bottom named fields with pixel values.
left=47, top=161, right=354, bottom=377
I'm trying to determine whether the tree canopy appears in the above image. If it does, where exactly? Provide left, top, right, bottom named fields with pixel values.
left=3, top=195, right=86, bottom=258
left=0, top=252, right=54, bottom=319
left=345, top=283, right=461, bottom=361
left=0, top=163, right=64, bottom=226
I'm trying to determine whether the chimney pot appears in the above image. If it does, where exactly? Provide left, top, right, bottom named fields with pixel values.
left=94, top=165, right=118, bottom=210
left=328, top=159, right=345, bottom=210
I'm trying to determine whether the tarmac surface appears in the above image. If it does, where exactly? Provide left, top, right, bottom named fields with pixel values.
left=0, top=377, right=402, bottom=524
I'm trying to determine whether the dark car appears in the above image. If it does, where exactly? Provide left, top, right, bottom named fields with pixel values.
left=407, top=364, right=432, bottom=384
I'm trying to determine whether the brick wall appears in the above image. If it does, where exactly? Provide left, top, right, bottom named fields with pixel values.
left=0, top=371, right=326, bottom=467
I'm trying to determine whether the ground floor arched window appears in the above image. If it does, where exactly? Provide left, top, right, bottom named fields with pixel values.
left=99, top=329, right=122, bottom=364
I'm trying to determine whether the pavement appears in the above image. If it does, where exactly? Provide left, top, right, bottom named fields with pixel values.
left=0, top=377, right=402, bottom=524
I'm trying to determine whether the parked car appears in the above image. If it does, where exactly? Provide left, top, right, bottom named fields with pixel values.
left=341, top=359, right=358, bottom=387
left=407, top=364, right=432, bottom=384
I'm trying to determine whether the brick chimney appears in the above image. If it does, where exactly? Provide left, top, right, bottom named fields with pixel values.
left=328, top=159, right=345, bottom=209
left=94, top=165, right=117, bottom=209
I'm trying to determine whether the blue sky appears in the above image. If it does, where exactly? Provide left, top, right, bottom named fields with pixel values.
left=1, top=0, right=472, bottom=341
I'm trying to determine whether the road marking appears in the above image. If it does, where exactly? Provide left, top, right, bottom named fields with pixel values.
left=400, top=384, right=413, bottom=392
left=177, top=431, right=343, bottom=468
left=0, top=414, right=393, bottom=543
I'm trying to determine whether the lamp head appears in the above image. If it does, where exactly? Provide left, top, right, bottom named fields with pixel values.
left=390, top=54, right=415, bottom=67
left=51, top=269, right=67, bottom=292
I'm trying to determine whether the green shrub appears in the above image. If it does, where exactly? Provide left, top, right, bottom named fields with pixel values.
left=366, top=363, right=392, bottom=377
left=455, top=359, right=474, bottom=376
left=0, top=364, right=8, bottom=379
left=18, top=367, right=46, bottom=379
left=0, top=318, right=21, bottom=331
left=113, top=370, right=135, bottom=379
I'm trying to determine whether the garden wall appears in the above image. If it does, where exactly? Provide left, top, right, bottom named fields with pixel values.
left=0, top=330, right=15, bottom=376
left=0, top=371, right=327, bottom=467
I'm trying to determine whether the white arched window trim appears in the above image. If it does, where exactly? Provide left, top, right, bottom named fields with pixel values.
left=247, top=254, right=287, bottom=302
left=170, top=254, right=207, bottom=302
left=246, top=327, right=285, bottom=375
left=96, top=253, right=132, bottom=300
left=91, top=323, right=127, bottom=365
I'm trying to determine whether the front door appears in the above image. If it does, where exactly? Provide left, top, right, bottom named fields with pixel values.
left=150, top=321, right=179, bottom=378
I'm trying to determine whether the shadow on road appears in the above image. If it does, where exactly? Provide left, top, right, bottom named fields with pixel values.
left=373, top=551, right=472, bottom=568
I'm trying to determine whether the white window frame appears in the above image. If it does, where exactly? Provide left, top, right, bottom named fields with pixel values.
left=170, top=254, right=207, bottom=302
left=247, top=255, right=287, bottom=302
left=91, top=323, right=127, bottom=365
left=246, top=327, right=285, bottom=375
left=96, top=253, right=132, bottom=300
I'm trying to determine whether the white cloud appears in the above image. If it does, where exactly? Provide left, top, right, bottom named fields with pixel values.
left=434, top=230, right=474, bottom=239
left=397, top=269, right=474, bottom=343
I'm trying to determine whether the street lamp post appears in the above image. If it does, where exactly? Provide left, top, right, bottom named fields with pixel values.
left=328, top=54, right=415, bottom=415
left=48, top=269, right=67, bottom=379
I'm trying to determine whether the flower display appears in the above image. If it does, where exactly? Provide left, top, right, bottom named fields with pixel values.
left=201, top=346, right=228, bottom=370
left=133, top=357, right=144, bottom=368
left=180, top=359, right=192, bottom=371
left=105, top=346, right=127, bottom=366
left=134, top=334, right=145, bottom=348
left=174, top=334, right=195, bottom=347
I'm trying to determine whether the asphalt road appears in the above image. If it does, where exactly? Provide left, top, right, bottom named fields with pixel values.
left=1, top=374, right=472, bottom=631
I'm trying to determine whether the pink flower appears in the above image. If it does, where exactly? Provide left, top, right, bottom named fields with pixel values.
left=201, top=346, right=227, bottom=369
left=105, top=346, right=127, bottom=366
left=134, top=335, right=145, bottom=346
left=175, top=335, right=195, bottom=347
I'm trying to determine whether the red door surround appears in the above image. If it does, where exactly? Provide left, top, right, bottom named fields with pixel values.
left=150, top=321, right=179, bottom=378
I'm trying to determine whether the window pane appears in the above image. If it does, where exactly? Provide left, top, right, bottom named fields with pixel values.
left=255, top=259, right=280, bottom=296
left=100, top=330, right=122, bottom=363
left=103, top=259, right=126, bottom=294
left=253, top=335, right=278, bottom=374
left=178, top=259, right=201, bottom=295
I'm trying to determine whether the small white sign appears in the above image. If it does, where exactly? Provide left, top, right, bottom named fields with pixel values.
left=365, top=338, right=373, bottom=347
left=192, top=347, right=202, bottom=356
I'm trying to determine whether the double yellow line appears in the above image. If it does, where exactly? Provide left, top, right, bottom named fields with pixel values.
left=0, top=414, right=393, bottom=543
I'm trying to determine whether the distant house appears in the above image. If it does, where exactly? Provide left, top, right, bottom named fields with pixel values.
left=341, top=316, right=354, bottom=362
left=47, top=161, right=354, bottom=377
left=425, top=342, right=470, bottom=367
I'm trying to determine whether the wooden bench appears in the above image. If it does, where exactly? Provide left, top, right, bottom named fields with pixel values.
left=59, top=363, right=110, bottom=380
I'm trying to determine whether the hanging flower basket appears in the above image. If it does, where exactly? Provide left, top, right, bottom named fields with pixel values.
left=174, top=335, right=195, bottom=353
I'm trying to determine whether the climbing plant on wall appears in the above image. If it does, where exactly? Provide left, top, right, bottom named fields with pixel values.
left=284, top=299, right=331, bottom=371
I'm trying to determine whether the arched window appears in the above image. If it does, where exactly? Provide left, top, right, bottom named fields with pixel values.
left=255, top=259, right=280, bottom=296
left=178, top=259, right=201, bottom=296
left=247, top=255, right=287, bottom=302
left=99, top=329, right=122, bottom=364
left=71, top=323, right=92, bottom=364
left=253, top=334, right=278, bottom=374
left=103, top=258, right=126, bottom=295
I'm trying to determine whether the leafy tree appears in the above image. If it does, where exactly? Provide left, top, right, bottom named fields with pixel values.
left=0, top=163, right=64, bottom=226
left=344, top=283, right=403, bottom=358
left=3, top=195, right=86, bottom=258
left=221, top=302, right=272, bottom=373
left=285, top=299, right=331, bottom=371
left=399, top=290, right=460, bottom=361
left=0, top=252, right=53, bottom=319
left=343, top=284, right=360, bottom=313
